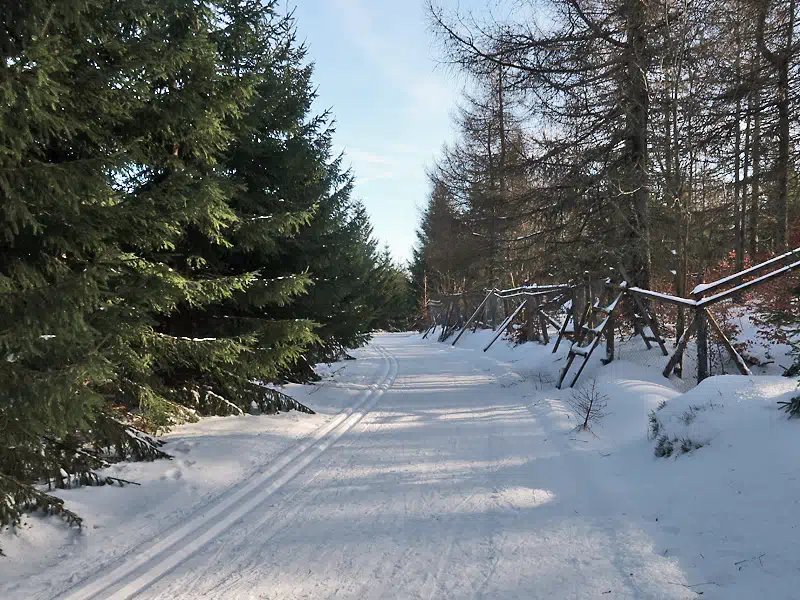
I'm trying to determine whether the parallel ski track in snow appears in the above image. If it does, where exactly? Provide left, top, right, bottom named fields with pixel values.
left=58, top=344, right=398, bottom=600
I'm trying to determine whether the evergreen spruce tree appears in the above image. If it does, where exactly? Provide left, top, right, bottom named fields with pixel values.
left=1, top=0, right=120, bottom=525
left=282, top=173, right=384, bottom=369
left=213, top=21, right=399, bottom=370
left=0, top=0, right=253, bottom=525
left=0, top=0, right=410, bottom=532
left=369, top=249, right=415, bottom=332
left=150, top=2, right=320, bottom=416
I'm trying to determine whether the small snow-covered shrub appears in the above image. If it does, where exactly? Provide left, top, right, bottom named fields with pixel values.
left=678, top=404, right=713, bottom=426
left=648, top=400, right=667, bottom=440
left=654, top=435, right=673, bottom=457
left=680, top=437, right=705, bottom=454
left=650, top=398, right=719, bottom=458
left=654, top=434, right=705, bottom=458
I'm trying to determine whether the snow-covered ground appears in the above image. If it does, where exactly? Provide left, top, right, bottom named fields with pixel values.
left=1, top=330, right=798, bottom=599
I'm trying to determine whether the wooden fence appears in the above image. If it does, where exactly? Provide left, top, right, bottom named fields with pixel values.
left=424, top=248, right=800, bottom=388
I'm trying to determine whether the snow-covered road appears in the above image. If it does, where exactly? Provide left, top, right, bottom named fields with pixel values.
left=8, top=331, right=798, bottom=599
left=55, top=333, right=689, bottom=599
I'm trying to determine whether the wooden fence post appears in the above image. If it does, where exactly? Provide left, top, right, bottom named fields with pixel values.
left=536, top=296, right=549, bottom=344
left=483, top=301, right=526, bottom=352
left=571, top=285, right=582, bottom=333
left=488, top=293, right=497, bottom=329
left=587, top=280, right=598, bottom=329
left=663, top=317, right=696, bottom=378
left=604, top=288, right=615, bottom=364
left=696, top=307, right=708, bottom=382
left=705, top=309, right=751, bottom=375
left=453, top=291, right=492, bottom=345
left=526, top=296, right=538, bottom=341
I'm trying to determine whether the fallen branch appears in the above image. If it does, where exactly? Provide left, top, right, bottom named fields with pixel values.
left=734, top=553, right=765, bottom=568
left=668, top=580, right=721, bottom=595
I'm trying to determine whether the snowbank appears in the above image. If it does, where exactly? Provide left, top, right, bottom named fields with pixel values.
left=651, top=376, right=798, bottom=456
left=426, top=327, right=800, bottom=598
left=0, top=346, right=380, bottom=596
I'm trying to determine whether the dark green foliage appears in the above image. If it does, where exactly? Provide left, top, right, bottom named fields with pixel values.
left=274, top=147, right=413, bottom=367
left=651, top=400, right=714, bottom=457
left=0, top=0, right=408, bottom=530
left=284, top=174, right=376, bottom=357
left=777, top=395, right=800, bottom=418
left=150, top=5, right=321, bottom=407
left=0, top=0, right=194, bottom=529
left=370, top=249, right=416, bottom=332
left=654, top=435, right=705, bottom=457
left=0, top=474, right=83, bottom=530
left=254, top=387, right=316, bottom=416
left=648, top=410, right=662, bottom=439
left=654, top=435, right=674, bottom=457
left=787, top=322, right=800, bottom=377
left=410, top=180, right=476, bottom=308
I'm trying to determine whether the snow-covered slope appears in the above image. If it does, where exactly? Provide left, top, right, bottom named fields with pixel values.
left=0, top=345, right=395, bottom=597
left=1, top=331, right=798, bottom=599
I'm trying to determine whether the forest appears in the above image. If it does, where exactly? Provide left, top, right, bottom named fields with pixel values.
left=2, top=2, right=800, bottom=597
left=412, top=0, right=800, bottom=323
left=3, top=0, right=800, bottom=562
left=0, top=1, right=413, bottom=527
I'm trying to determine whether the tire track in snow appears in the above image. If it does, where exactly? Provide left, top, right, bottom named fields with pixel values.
left=196, top=343, right=417, bottom=600
left=172, top=353, right=405, bottom=598
left=59, top=344, right=398, bottom=600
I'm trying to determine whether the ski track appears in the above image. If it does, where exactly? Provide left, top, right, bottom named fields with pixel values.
left=55, top=344, right=397, bottom=600
left=32, top=334, right=701, bottom=599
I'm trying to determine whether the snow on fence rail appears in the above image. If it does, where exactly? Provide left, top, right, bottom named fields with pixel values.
left=425, top=248, right=800, bottom=388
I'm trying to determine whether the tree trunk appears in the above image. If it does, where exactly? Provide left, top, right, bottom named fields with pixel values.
left=625, top=0, right=652, bottom=289
left=776, top=51, right=790, bottom=249
left=757, top=0, right=794, bottom=249
left=734, top=14, right=744, bottom=270
left=742, top=89, right=750, bottom=267
left=526, top=296, right=537, bottom=341
left=750, top=50, right=762, bottom=258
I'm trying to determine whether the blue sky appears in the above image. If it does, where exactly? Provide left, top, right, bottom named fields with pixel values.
left=291, top=0, right=468, bottom=264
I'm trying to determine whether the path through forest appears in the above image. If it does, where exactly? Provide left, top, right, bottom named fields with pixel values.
left=42, top=333, right=703, bottom=600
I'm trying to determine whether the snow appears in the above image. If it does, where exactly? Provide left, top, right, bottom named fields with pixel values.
left=727, top=308, right=794, bottom=371
left=602, top=292, right=623, bottom=313
left=628, top=286, right=697, bottom=306
left=691, top=247, right=800, bottom=295
left=697, top=258, right=800, bottom=306
left=653, top=376, right=797, bottom=452
left=497, top=283, right=570, bottom=294
left=1, top=331, right=799, bottom=599
left=571, top=344, right=590, bottom=356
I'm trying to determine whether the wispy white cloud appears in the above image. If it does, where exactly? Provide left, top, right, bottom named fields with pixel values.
left=340, top=148, right=398, bottom=183
left=347, top=150, right=399, bottom=167
left=328, top=0, right=455, bottom=121
left=385, top=142, right=419, bottom=154
left=357, top=170, right=396, bottom=185
left=342, top=145, right=429, bottom=185
left=407, top=76, right=453, bottom=119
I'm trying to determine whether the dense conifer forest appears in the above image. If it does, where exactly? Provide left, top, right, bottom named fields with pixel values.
left=412, top=0, right=800, bottom=323
left=0, top=0, right=413, bottom=527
